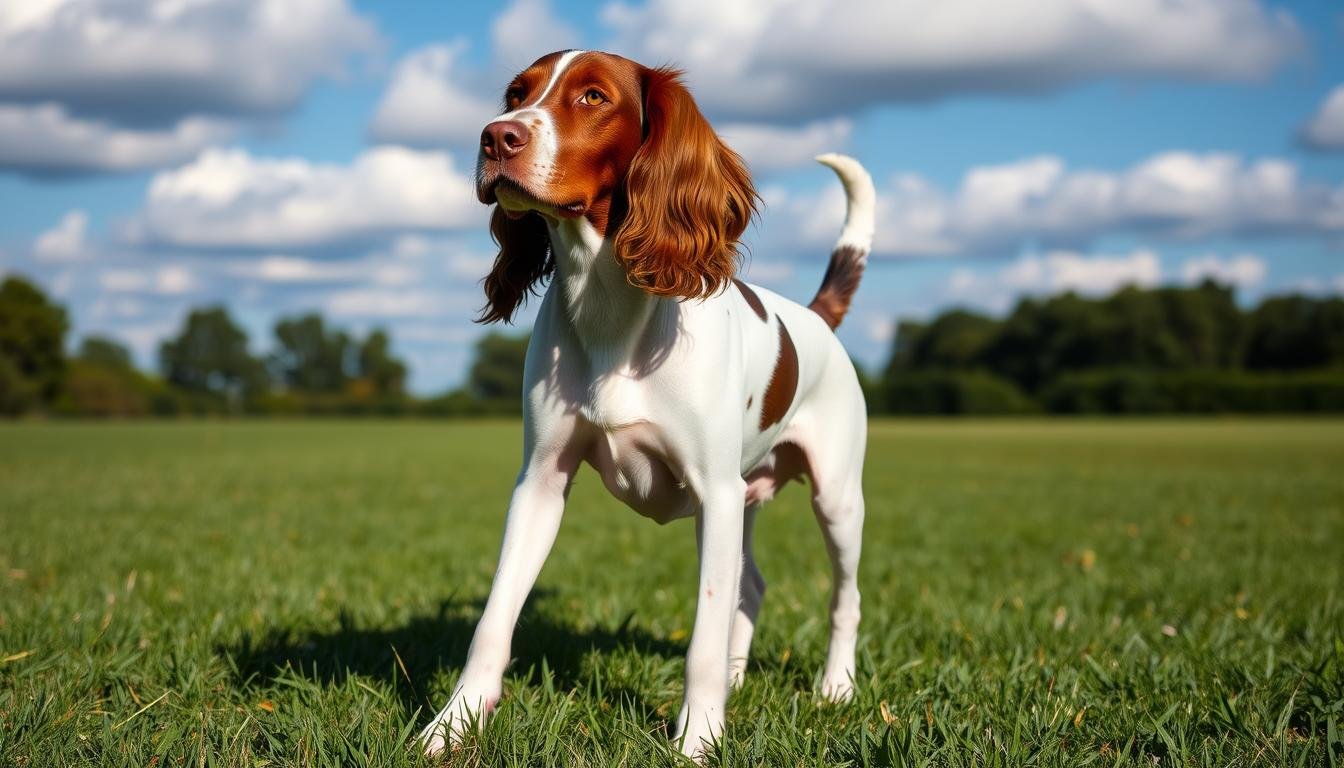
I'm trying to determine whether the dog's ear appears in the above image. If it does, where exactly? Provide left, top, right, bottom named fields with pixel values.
left=476, top=207, right=553, bottom=324
left=613, top=67, right=758, bottom=300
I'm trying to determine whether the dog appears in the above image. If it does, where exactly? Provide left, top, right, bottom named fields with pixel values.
left=419, top=49, right=874, bottom=760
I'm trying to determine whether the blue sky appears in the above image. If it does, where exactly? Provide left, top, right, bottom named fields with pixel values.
left=1, top=0, right=1342, bottom=392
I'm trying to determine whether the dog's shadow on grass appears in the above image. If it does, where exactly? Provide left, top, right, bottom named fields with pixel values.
left=223, top=589, right=685, bottom=729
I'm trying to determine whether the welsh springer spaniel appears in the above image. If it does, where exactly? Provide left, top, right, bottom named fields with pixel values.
left=419, top=49, right=875, bottom=761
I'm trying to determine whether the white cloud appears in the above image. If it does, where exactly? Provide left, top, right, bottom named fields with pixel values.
left=0, top=0, right=377, bottom=125
left=492, top=0, right=581, bottom=72
left=942, top=249, right=1274, bottom=313
left=0, top=103, right=229, bottom=175
left=114, top=321, right=180, bottom=362
left=98, top=264, right=200, bottom=295
left=719, top=118, right=852, bottom=172
left=33, top=210, right=90, bottom=262
left=946, top=249, right=1163, bottom=312
left=90, top=296, right=147, bottom=320
left=761, top=151, right=1344, bottom=259
left=367, top=43, right=500, bottom=150
left=865, top=315, right=895, bottom=344
left=128, top=146, right=483, bottom=250
left=323, top=287, right=471, bottom=319
left=1286, top=274, right=1344, bottom=297
left=1180, top=253, right=1267, bottom=288
left=231, top=254, right=422, bottom=287
left=366, top=0, right=584, bottom=151
left=603, top=0, right=1302, bottom=120
left=1300, top=85, right=1344, bottom=151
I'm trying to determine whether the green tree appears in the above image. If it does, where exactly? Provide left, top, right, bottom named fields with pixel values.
left=357, top=328, right=407, bottom=396
left=271, top=313, right=353, bottom=393
left=0, top=275, right=69, bottom=414
left=159, top=306, right=266, bottom=407
left=60, top=335, right=159, bottom=417
left=1244, top=295, right=1344, bottom=370
left=886, top=310, right=998, bottom=373
left=468, top=332, right=530, bottom=402
left=78, top=336, right=134, bottom=369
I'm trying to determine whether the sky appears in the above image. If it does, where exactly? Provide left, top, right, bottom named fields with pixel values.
left=0, top=0, right=1342, bottom=393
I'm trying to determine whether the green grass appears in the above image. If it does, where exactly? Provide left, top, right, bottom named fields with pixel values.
left=1, top=419, right=1341, bottom=767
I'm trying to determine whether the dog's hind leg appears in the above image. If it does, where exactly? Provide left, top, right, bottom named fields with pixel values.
left=728, top=502, right=765, bottom=688
left=811, top=477, right=864, bottom=701
left=797, top=370, right=867, bottom=702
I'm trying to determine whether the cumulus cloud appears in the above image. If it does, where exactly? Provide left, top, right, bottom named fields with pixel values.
left=719, top=118, right=852, bottom=172
left=0, top=0, right=377, bottom=125
left=1300, top=85, right=1344, bottom=151
left=1180, top=253, right=1267, bottom=288
left=0, top=0, right=376, bottom=174
left=1291, top=274, right=1344, bottom=297
left=943, top=249, right=1270, bottom=313
left=602, top=0, right=1302, bottom=121
left=761, top=151, right=1344, bottom=259
left=492, top=0, right=581, bottom=72
left=228, top=254, right=422, bottom=288
left=367, top=0, right=584, bottom=151
left=98, top=264, right=200, bottom=296
left=0, top=103, right=229, bottom=176
left=127, top=146, right=483, bottom=250
left=323, top=287, right=472, bottom=319
left=946, top=249, right=1162, bottom=311
left=368, top=43, right=500, bottom=150
left=33, top=210, right=90, bottom=262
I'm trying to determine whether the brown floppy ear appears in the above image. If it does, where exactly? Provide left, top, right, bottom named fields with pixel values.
left=613, top=67, right=758, bottom=299
left=476, top=207, right=553, bottom=324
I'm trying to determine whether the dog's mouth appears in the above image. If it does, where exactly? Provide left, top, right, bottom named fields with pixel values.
left=482, top=176, right=586, bottom=220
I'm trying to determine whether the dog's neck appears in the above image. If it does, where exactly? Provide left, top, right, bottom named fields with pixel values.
left=546, top=216, right=668, bottom=364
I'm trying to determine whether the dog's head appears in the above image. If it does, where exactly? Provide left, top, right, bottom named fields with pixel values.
left=474, top=50, right=757, bottom=324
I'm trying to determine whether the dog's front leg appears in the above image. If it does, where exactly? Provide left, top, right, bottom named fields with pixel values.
left=673, top=479, right=747, bottom=761
left=419, top=461, right=573, bottom=756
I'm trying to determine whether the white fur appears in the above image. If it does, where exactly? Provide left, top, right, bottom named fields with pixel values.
left=816, top=153, right=875, bottom=254
left=420, top=156, right=873, bottom=761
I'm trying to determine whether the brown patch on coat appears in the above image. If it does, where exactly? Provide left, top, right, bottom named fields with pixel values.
left=760, top=319, right=799, bottom=430
left=808, top=244, right=866, bottom=330
left=733, top=279, right=768, bottom=321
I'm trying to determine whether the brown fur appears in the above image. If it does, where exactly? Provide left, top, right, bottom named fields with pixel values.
left=808, top=244, right=866, bottom=330
left=760, top=319, right=799, bottom=429
left=476, top=208, right=554, bottom=324
left=733, top=279, right=768, bottom=322
left=613, top=67, right=758, bottom=300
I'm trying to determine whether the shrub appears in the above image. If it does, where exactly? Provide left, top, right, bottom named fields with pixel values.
left=884, top=370, right=1037, bottom=415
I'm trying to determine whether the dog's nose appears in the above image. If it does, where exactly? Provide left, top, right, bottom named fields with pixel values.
left=481, top=120, right=530, bottom=161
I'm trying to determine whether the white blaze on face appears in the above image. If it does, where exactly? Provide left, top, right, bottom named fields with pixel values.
left=487, top=49, right=587, bottom=202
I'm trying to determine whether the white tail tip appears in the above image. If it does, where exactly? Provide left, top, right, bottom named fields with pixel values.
left=815, top=153, right=875, bottom=252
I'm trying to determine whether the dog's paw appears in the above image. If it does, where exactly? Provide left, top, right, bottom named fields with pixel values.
left=728, top=658, right=748, bottom=690
left=416, top=691, right=498, bottom=757
left=417, top=721, right=454, bottom=759
left=671, top=706, right=723, bottom=764
left=819, top=675, right=855, bottom=703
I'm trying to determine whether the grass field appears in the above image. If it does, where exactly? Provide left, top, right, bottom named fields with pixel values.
left=1, top=420, right=1341, bottom=767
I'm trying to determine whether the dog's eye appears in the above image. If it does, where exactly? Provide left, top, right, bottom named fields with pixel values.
left=581, top=89, right=607, bottom=106
left=505, top=87, right=524, bottom=108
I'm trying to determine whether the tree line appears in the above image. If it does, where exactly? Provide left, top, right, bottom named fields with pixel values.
left=0, top=274, right=524, bottom=417
left=870, top=280, right=1344, bottom=414
left=3, top=273, right=1343, bottom=417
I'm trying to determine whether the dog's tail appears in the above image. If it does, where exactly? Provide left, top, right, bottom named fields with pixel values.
left=808, top=153, right=875, bottom=331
